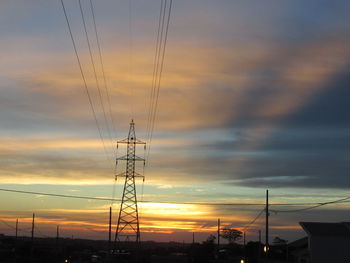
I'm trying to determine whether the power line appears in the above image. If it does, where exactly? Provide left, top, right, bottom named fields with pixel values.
left=0, top=219, right=17, bottom=230
left=87, top=0, right=119, bottom=209
left=0, top=188, right=119, bottom=202
left=147, top=0, right=168, bottom=150
left=146, top=0, right=165, bottom=139
left=89, top=0, right=118, bottom=142
left=0, top=219, right=31, bottom=233
left=242, top=209, right=265, bottom=231
left=60, top=0, right=113, bottom=167
left=146, top=0, right=173, bottom=163
left=270, top=195, right=350, bottom=213
left=1, top=188, right=350, bottom=208
left=128, top=0, right=135, bottom=118
left=78, top=0, right=115, bottom=157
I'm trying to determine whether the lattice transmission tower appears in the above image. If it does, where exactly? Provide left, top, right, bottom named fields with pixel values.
left=115, top=120, right=145, bottom=246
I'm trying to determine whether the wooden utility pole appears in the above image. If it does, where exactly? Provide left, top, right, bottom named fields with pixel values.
left=15, top=219, right=18, bottom=240
left=31, top=213, right=35, bottom=262
left=31, top=213, right=35, bottom=243
left=244, top=231, right=247, bottom=262
left=265, top=190, right=269, bottom=256
left=56, top=225, right=59, bottom=241
left=217, top=218, right=220, bottom=248
left=192, top=232, right=195, bottom=244
left=55, top=225, right=60, bottom=262
left=108, top=206, right=112, bottom=254
left=15, top=218, right=18, bottom=263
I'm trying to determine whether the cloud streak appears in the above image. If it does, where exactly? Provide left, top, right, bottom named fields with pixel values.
left=1, top=0, right=350, bottom=242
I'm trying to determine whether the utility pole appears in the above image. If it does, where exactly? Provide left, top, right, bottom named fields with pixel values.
left=15, top=219, right=18, bottom=263
left=56, top=225, right=59, bottom=262
left=217, top=218, right=220, bottom=249
left=15, top=219, right=18, bottom=240
left=31, top=213, right=35, bottom=262
left=56, top=225, right=59, bottom=242
left=265, top=190, right=269, bottom=256
left=115, top=120, right=145, bottom=248
left=192, top=232, right=195, bottom=244
left=244, top=231, right=246, bottom=262
left=31, top=213, right=35, bottom=244
left=109, top=206, right=112, bottom=254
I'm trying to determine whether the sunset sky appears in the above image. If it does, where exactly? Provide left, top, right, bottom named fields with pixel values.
left=1, top=0, right=350, bottom=243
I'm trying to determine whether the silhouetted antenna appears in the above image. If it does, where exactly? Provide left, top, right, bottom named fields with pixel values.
left=115, top=120, right=145, bottom=247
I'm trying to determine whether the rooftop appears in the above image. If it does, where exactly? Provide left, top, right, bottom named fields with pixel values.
left=300, top=222, right=350, bottom=237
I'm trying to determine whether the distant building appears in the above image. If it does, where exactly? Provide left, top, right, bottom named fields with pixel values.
left=300, top=222, right=350, bottom=263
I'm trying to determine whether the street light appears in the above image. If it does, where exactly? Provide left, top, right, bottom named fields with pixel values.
left=264, top=245, right=269, bottom=253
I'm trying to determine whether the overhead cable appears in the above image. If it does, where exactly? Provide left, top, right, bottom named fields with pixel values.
left=60, top=0, right=113, bottom=166
left=146, top=0, right=173, bottom=163
left=78, top=0, right=115, bottom=158
left=146, top=0, right=165, bottom=139
left=89, top=0, right=118, bottom=143
left=1, top=188, right=350, bottom=208
left=242, top=208, right=265, bottom=231
left=270, top=195, right=350, bottom=213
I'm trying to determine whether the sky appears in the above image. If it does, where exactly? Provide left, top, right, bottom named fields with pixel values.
left=1, top=0, right=350, bottom=243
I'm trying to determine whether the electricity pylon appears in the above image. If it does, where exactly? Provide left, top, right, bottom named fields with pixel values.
left=115, top=120, right=145, bottom=246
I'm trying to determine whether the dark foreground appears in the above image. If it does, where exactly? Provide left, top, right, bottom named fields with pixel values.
left=0, top=234, right=297, bottom=263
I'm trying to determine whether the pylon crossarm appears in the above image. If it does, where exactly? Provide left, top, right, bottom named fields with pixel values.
left=134, top=173, right=145, bottom=179
left=117, top=138, right=146, bottom=144
left=117, top=155, right=145, bottom=161
left=115, top=172, right=126, bottom=177
left=116, top=172, right=144, bottom=178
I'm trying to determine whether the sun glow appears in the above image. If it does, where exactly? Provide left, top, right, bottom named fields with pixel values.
left=140, top=202, right=206, bottom=217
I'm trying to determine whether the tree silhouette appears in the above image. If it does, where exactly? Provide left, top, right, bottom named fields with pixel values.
left=203, top=234, right=216, bottom=245
left=220, top=228, right=242, bottom=243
